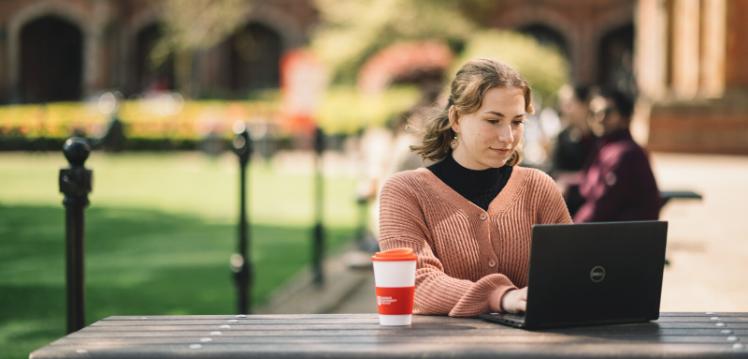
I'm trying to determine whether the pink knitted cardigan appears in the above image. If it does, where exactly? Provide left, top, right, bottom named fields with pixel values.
left=378, top=166, right=572, bottom=317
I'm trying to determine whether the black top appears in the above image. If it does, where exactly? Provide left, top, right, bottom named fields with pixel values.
left=550, top=126, right=596, bottom=174
left=427, top=153, right=513, bottom=211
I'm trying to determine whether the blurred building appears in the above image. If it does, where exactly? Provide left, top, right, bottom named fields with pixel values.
left=0, top=0, right=745, bottom=154
left=0, top=0, right=634, bottom=104
left=482, top=0, right=748, bottom=155
left=0, top=0, right=317, bottom=102
left=483, top=0, right=747, bottom=155
left=637, top=0, right=748, bottom=154
left=482, top=0, right=635, bottom=91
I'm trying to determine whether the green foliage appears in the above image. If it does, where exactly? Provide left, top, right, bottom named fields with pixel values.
left=316, top=86, right=420, bottom=134
left=151, top=0, right=253, bottom=96
left=0, top=102, right=104, bottom=138
left=311, top=1, right=568, bottom=107
left=312, top=0, right=475, bottom=83
left=456, top=30, right=570, bottom=105
left=155, top=0, right=251, bottom=54
left=0, top=85, right=418, bottom=147
left=0, top=99, right=278, bottom=144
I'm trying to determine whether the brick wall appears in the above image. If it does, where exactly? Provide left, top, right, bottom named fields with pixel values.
left=649, top=95, right=748, bottom=154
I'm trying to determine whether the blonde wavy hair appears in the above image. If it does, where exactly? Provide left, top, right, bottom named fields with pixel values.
left=411, top=58, right=534, bottom=165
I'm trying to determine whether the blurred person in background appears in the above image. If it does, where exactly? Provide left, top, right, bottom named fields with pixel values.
left=96, top=91, right=126, bottom=152
left=550, top=84, right=596, bottom=216
left=351, top=123, right=393, bottom=255
left=347, top=91, right=431, bottom=265
left=385, top=83, right=442, bottom=174
left=574, top=88, right=659, bottom=223
left=378, top=59, right=571, bottom=316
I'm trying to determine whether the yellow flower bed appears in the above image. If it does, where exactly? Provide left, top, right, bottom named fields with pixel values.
left=0, top=86, right=419, bottom=141
left=0, top=100, right=279, bottom=140
left=0, top=103, right=104, bottom=138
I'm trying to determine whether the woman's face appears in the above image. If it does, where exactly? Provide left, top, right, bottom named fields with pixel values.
left=562, top=97, right=590, bottom=128
left=451, top=86, right=527, bottom=170
left=588, top=95, right=623, bottom=136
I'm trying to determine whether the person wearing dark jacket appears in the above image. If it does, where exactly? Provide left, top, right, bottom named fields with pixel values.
left=551, top=85, right=596, bottom=175
left=551, top=85, right=597, bottom=216
left=574, top=89, right=660, bottom=223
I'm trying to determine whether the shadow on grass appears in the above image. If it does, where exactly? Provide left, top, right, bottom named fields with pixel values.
left=0, top=203, right=354, bottom=359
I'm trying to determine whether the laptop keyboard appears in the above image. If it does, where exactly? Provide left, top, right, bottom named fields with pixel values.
left=500, top=313, right=526, bottom=323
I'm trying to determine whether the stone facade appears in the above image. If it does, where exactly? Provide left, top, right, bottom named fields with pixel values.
left=638, top=0, right=748, bottom=154
left=1, top=0, right=745, bottom=154
left=482, top=0, right=747, bottom=154
left=0, top=0, right=317, bottom=102
left=0, top=0, right=637, bottom=103
left=484, top=0, right=635, bottom=87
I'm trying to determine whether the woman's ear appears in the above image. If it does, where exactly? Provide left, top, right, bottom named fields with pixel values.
left=449, top=106, right=460, bottom=134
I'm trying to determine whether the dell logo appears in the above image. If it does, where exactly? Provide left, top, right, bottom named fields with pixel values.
left=590, top=266, right=606, bottom=283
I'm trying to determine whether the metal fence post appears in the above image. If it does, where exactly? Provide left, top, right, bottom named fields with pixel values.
left=231, top=122, right=253, bottom=314
left=58, top=137, right=92, bottom=333
left=355, top=190, right=370, bottom=250
left=312, top=126, right=326, bottom=286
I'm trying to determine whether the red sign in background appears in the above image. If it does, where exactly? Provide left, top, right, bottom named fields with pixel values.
left=280, top=50, right=327, bottom=135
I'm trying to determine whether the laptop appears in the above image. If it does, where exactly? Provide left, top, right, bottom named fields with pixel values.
left=480, top=220, right=668, bottom=330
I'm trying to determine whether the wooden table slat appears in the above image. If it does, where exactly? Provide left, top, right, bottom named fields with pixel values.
left=31, top=343, right=747, bottom=359
left=49, top=337, right=744, bottom=348
left=30, top=313, right=748, bottom=359
left=61, top=328, right=748, bottom=338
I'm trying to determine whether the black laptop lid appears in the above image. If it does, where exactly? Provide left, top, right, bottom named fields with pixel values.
left=524, top=221, right=668, bottom=328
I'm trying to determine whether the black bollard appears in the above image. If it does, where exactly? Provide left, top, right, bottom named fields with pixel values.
left=231, top=122, right=253, bottom=314
left=312, top=127, right=326, bottom=286
left=355, top=194, right=369, bottom=250
left=59, top=137, right=92, bottom=333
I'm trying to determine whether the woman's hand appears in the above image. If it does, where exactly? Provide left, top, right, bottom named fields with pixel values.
left=500, top=287, right=527, bottom=314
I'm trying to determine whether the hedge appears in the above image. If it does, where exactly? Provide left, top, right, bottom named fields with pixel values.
left=0, top=87, right=419, bottom=151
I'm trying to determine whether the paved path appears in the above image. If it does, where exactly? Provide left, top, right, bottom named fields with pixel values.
left=330, top=274, right=375, bottom=313
left=653, top=153, right=748, bottom=311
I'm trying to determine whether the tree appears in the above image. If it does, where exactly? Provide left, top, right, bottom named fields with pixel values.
left=152, top=0, right=252, bottom=96
left=311, top=0, right=476, bottom=84
left=456, top=30, right=569, bottom=104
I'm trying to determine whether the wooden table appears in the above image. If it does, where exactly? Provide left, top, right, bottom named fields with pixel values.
left=30, top=313, right=748, bottom=358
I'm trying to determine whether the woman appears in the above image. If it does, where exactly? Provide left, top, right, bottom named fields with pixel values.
left=550, top=84, right=597, bottom=216
left=378, top=59, right=572, bottom=317
left=551, top=84, right=596, bottom=176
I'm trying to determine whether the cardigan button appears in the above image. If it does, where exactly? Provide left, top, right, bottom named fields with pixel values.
left=479, top=213, right=488, bottom=221
left=488, top=259, right=496, bottom=267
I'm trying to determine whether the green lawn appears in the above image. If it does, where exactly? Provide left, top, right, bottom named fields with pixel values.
left=0, top=151, right=359, bottom=359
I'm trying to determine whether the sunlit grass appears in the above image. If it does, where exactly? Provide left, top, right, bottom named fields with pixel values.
left=0, top=151, right=359, bottom=359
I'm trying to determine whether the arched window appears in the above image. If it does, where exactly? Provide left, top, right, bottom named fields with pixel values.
left=134, top=23, right=175, bottom=95
left=597, top=23, right=635, bottom=96
left=518, top=23, right=570, bottom=60
left=20, top=16, right=82, bottom=103
left=226, top=22, right=282, bottom=96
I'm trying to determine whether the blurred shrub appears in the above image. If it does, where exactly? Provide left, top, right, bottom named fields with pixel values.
left=118, top=98, right=278, bottom=140
left=312, top=0, right=473, bottom=84
left=316, top=86, right=420, bottom=134
left=0, top=103, right=103, bottom=139
left=0, top=99, right=277, bottom=150
left=455, top=30, right=569, bottom=106
left=0, top=87, right=419, bottom=150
